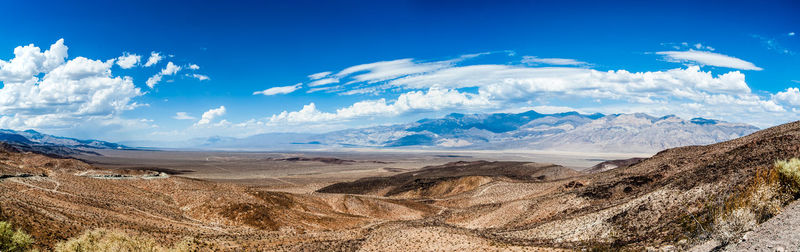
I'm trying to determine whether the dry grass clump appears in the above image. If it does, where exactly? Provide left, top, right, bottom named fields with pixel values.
left=711, top=158, right=800, bottom=244
left=776, top=158, right=800, bottom=195
left=0, top=221, right=33, bottom=252
left=54, top=229, right=216, bottom=252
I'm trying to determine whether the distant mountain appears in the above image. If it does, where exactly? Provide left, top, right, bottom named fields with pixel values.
left=195, top=110, right=759, bottom=153
left=0, top=129, right=127, bottom=151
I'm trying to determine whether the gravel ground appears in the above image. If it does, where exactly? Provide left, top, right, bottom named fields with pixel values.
left=725, top=200, right=800, bottom=251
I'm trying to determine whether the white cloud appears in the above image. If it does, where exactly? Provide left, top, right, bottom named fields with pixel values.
left=160, top=62, right=181, bottom=75
left=256, top=53, right=793, bottom=128
left=790, top=32, right=796, bottom=36
left=0, top=38, right=67, bottom=82
left=253, top=83, right=302, bottom=96
left=144, top=52, right=162, bottom=67
left=308, top=71, right=331, bottom=80
left=191, top=74, right=209, bottom=81
left=0, top=39, right=145, bottom=134
left=116, top=53, right=141, bottom=69
left=187, top=52, right=799, bottom=135
left=521, top=56, right=588, bottom=66
left=173, top=112, right=196, bottom=120
left=656, top=50, right=762, bottom=71
left=146, top=61, right=182, bottom=88
left=145, top=75, right=162, bottom=88
left=196, top=106, right=226, bottom=126
left=335, top=58, right=454, bottom=84
left=751, top=35, right=794, bottom=55
left=269, top=87, right=492, bottom=123
left=308, top=77, right=339, bottom=87
left=188, top=64, right=200, bottom=70
left=773, top=87, right=800, bottom=107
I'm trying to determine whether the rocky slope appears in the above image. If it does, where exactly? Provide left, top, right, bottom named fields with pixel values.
left=2, top=120, right=799, bottom=251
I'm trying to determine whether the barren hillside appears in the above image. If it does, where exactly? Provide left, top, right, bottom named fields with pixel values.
left=2, top=121, right=800, bottom=250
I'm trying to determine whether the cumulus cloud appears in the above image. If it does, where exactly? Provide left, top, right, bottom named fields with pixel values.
left=116, top=53, right=141, bottom=69
left=248, top=52, right=794, bottom=128
left=144, top=52, right=162, bottom=67
left=253, top=83, right=302, bottom=96
left=196, top=106, right=226, bottom=125
left=146, top=61, right=181, bottom=88
left=190, top=51, right=798, bottom=135
left=173, top=112, right=196, bottom=120
left=188, top=64, right=200, bottom=70
left=773, top=87, right=800, bottom=107
left=269, top=87, right=492, bottom=123
left=0, top=39, right=144, bottom=133
left=521, top=56, right=588, bottom=66
left=656, top=50, right=762, bottom=71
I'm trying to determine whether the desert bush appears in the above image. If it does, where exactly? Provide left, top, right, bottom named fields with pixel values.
left=0, top=221, right=33, bottom=252
left=710, top=158, right=800, bottom=244
left=55, top=228, right=216, bottom=252
left=713, top=208, right=756, bottom=244
left=55, top=229, right=162, bottom=252
left=776, top=158, right=800, bottom=195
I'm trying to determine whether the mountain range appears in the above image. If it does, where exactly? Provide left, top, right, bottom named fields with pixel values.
left=0, top=129, right=128, bottom=156
left=197, top=110, right=760, bottom=153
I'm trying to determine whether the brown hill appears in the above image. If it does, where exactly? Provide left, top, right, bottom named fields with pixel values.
left=317, top=161, right=581, bottom=197
left=2, top=121, right=800, bottom=250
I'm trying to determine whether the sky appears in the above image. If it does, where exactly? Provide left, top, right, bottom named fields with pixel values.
left=0, top=0, right=798, bottom=144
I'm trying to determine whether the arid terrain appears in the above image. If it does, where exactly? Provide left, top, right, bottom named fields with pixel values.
left=2, top=121, right=800, bottom=251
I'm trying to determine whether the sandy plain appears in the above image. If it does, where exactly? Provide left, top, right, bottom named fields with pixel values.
left=77, top=148, right=649, bottom=193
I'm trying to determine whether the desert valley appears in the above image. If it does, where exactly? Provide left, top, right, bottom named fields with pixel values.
left=3, top=112, right=800, bottom=251
left=2, top=1, right=799, bottom=251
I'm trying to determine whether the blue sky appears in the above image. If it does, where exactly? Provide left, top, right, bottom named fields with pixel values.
left=0, top=0, right=798, bottom=143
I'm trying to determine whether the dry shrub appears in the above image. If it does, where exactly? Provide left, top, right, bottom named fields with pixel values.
left=54, top=229, right=162, bottom=252
left=776, top=158, right=800, bottom=195
left=713, top=208, right=756, bottom=244
left=711, top=158, right=800, bottom=244
left=0, top=221, right=33, bottom=252
left=55, top=229, right=217, bottom=252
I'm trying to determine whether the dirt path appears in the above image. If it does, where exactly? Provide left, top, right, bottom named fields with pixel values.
left=725, top=200, right=800, bottom=251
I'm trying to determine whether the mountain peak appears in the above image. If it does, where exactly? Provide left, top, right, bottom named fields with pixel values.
left=690, top=117, right=720, bottom=125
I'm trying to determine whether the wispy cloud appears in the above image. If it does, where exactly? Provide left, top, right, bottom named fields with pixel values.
left=246, top=52, right=795, bottom=130
left=146, top=61, right=182, bottom=88
left=253, top=83, right=303, bottom=96
left=656, top=50, right=762, bottom=70
left=269, top=87, right=491, bottom=123
left=190, top=73, right=209, bottom=81
left=751, top=34, right=794, bottom=55
left=173, top=112, right=196, bottom=120
left=308, top=77, right=339, bottom=87
left=308, top=71, right=331, bottom=80
left=521, top=56, right=588, bottom=66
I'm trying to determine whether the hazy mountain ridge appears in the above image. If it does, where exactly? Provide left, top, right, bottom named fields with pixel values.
left=0, top=129, right=127, bottom=150
left=197, top=110, right=759, bottom=153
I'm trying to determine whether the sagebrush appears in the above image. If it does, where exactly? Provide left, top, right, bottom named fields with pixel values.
left=0, top=221, right=33, bottom=252
left=55, top=228, right=216, bottom=252
left=711, top=158, right=800, bottom=244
